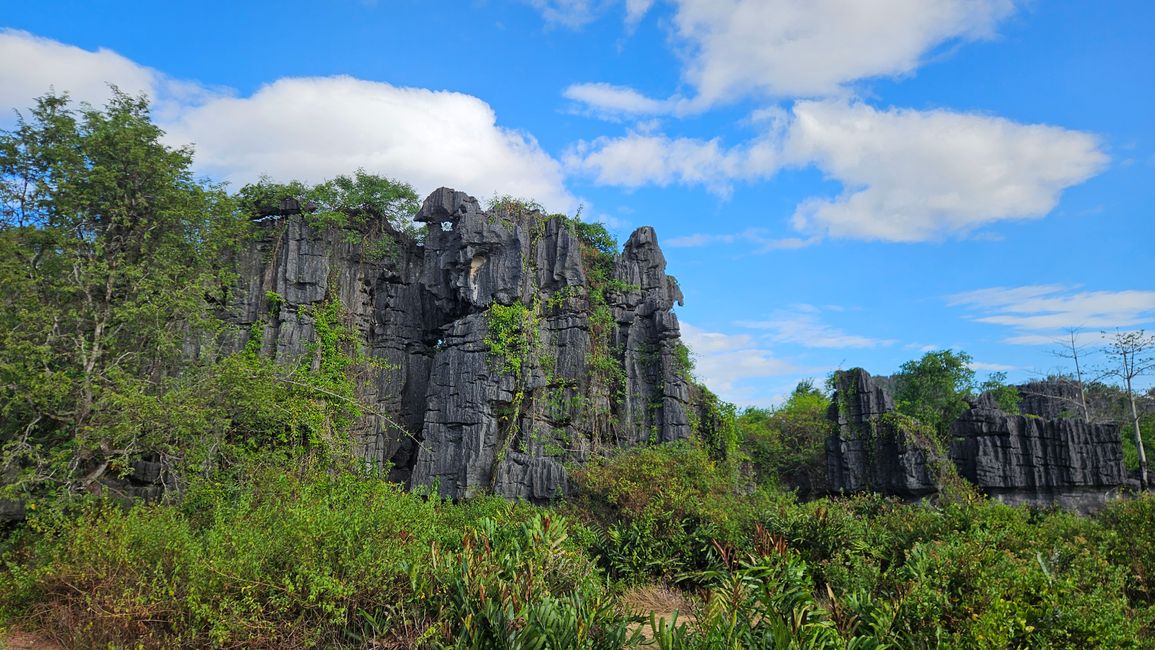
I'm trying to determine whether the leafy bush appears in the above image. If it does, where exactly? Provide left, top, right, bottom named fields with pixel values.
left=738, top=380, right=831, bottom=491
left=650, top=549, right=892, bottom=650
left=979, top=371, right=1022, bottom=414
left=414, top=514, right=638, bottom=648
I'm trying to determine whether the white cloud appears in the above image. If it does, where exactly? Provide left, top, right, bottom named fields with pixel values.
left=0, top=31, right=573, bottom=213
left=166, top=77, right=573, bottom=211
left=736, top=305, right=897, bottom=349
left=680, top=322, right=796, bottom=399
left=0, top=29, right=222, bottom=123
left=1001, top=334, right=1071, bottom=346
left=675, top=0, right=1013, bottom=104
left=785, top=100, right=1108, bottom=242
left=563, top=83, right=676, bottom=117
left=527, top=0, right=610, bottom=28
left=624, top=0, right=657, bottom=28
left=564, top=129, right=780, bottom=194
left=665, top=229, right=815, bottom=251
left=948, top=286, right=1155, bottom=344
left=568, top=100, right=1107, bottom=241
left=564, top=0, right=1016, bottom=115
left=970, top=360, right=1017, bottom=372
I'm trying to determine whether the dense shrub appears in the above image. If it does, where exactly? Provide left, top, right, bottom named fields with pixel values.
left=738, top=380, right=831, bottom=491
left=0, top=465, right=568, bottom=648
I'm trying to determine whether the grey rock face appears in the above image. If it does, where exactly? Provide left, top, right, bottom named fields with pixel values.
left=825, top=369, right=943, bottom=497
left=1018, top=380, right=1088, bottom=420
left=823, top=369, right=1128, bottom=511
left=232, top=188, right=694, bottom=500
left=950, top=395, right=1126, bottom=512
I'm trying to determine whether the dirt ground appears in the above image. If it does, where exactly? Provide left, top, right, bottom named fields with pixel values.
left=1, top=629, right=64, bottom=650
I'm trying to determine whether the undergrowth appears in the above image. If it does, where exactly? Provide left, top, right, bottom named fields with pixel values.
left=2, top=450, right=1154, bottom=648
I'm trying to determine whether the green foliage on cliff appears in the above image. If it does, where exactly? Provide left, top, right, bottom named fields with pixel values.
left=894, top=349, right=975, bottom=441
left=980, top=371, right=1023, bottom=414
left=237, top=169, right=420, bottom=236
left=484, top=301, right=536, bottom=377
left=689, top=386, right=739, bottom=461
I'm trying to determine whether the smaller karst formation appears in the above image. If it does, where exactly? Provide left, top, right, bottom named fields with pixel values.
left=826, top=369, right=1130, bottom=512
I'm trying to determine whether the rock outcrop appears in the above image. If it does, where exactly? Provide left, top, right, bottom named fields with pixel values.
left=825, top=369, right=1128, bottom=511
left=826, top=369, right=944, bottom=497
left=1018, top=380, right=1088, bottom=420
left=231, top=188, right=694, bottom=499
left=950, top=393, right=1127, bottom=512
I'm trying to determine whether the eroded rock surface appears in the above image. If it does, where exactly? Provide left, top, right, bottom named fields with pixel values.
left=825, top=369, right=943, bottom=497
left=232, top=188, right=694, bottom=499
left=824, top=369, right=1128, bottom=511
left=950, top=393, right=1127, bottom=512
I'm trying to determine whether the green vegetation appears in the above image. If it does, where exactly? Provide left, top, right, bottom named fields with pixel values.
left=0, top=92, right=411, bottom=501
left=739, top=380, right=831, bottom=490
left=980, top=370, right=1023, bottom=414
left=0, top=90, right=245, bottom=499
left=893, top=350, right=975, bottom=441
left=5, top=448, right=1153, bottom=647
left=484, top=301, right=537, bottom=377
left=4, top=92, right=1155, bottom=648
left=238, top=169, right=420, bottom=238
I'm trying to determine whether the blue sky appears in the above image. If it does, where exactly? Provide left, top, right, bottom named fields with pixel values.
left=3, top=1, right=1153, bottom=405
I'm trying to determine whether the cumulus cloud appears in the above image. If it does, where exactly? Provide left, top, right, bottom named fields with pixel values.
left=785, top=100, right=1108, bottom=242
left=0, top=28, right=222, bottom=122
left=735, top=305, right=897, bottom=349
left=948, top=285, right=1155, bottom=344
left=680, top=322, right=797, bottom=399
left=563, top=0, right=1016, bottom=115
left=568, top=100, right=1107, bottom=242
left=166, top=77, right=573, bottom=210
left=564, top=129, right=780, bottom=194
left=0, top=30, right=573, bottom=212
left=674, top=0, right=1013, bottom=104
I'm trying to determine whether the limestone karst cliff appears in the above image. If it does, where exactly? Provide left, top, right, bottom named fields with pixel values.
left=229, top=188, right=695, bottom=499
left=825, top=370, right=1129, bottom=511
left=825, top=369, right=943, bottom=497
left=221, top=186, right=1134, bottom=510
left=950, top=392, right=1127, bottom=511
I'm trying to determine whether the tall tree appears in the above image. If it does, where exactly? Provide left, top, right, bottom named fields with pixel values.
left=0, top=90, right=241, bottom=495
left=893, top=349, right=975, bottom=440
left=1102, top=330, right=1155, bottom=489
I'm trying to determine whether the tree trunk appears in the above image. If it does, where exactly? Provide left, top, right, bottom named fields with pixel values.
left=1069, top=331, right=1091, bottom=423
left=1127, top=376, right=1149, bottom=489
